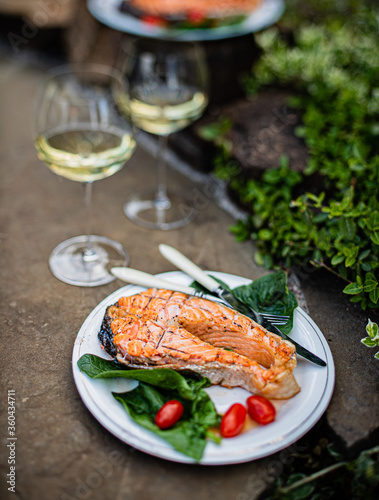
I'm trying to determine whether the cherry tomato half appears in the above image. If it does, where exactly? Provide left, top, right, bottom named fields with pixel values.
left=220, top=403, right=247, bottom=438
left=155, top=400, right=184, bottom=430
left=246, top=395, right=276, bottom=425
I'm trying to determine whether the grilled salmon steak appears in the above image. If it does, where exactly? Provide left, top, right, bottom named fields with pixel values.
left=99, top=289, right=300, bottom=399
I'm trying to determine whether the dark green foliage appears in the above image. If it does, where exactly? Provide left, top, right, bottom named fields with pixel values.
left=265, top=444, right=379, bottom=499
left=202, top=7, right=379, bottom=310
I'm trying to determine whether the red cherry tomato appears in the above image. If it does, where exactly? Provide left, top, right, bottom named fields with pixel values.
left=141, top=15, right=167, bottom=27
left=220, top=403, right=247, bottom=438
left=155, top=400, right=184, bottom=429
left=246, top=395, right=276, bottom=425
left=187, top=10, right=205, bottom=24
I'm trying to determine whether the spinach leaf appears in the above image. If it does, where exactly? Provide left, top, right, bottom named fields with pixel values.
left=77, top=354, right=210, bottom=400
left=77, top=353, right=125, bottom=377
left=191, top=271, right=298, bottom=335
left=233, top=271, right=298, bottom=335
left=116, top=382, right=166, bottom=415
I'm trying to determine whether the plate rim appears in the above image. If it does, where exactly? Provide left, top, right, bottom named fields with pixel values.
left=86, top=0, right=285, bottom=41
left=72, top=270, right=335, bottom=465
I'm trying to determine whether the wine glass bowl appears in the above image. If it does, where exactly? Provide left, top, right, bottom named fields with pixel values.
left=35, top=64, right=136, bottom=286
left=119, top=39, right=209, bottom=230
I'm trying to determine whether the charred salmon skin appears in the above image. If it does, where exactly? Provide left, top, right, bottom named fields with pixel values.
left=99, top=289, right=300, bottom=399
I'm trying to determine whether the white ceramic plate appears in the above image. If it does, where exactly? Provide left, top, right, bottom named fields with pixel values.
left=87, top=0, right=285, bottom=41
left=72, top=271, right=335, bottom=465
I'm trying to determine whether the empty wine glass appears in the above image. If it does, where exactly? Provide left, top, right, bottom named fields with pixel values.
left=118, top=38, right=209, bottom=230
left=35, top=64, right=136, bottom=286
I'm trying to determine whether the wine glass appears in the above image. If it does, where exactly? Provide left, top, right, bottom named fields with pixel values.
left=35, top=64, right=136, bottom=286
left=118, top=38, right=209, bottom=230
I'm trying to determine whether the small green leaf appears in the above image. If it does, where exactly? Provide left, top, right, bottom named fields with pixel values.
left=366, top=319, right=379, bottom=338
left=345, top=255, right=357, bottom=267
left=313, top=212, right=329, bottom=223
left=253, top=250, right=264, bottom=266
left=371, top=232, right=379, bottom=246
left=364, top=272, right=378, bottom=292
left=359, top=249, right=371, bottom=261
left=331, top=253, right=345, bottom=265
left=374, top=352, right=379, bottom=360
left=361, top=337, right=377, bottom=347
left=369, top=288, right=379, bottom=304
left=362, top=262, right=372, bottom=271
left=350, top=296, right=363, bottom=303
left=339, top=218, right=356, bottom=240
left=258, top=228, right=273, bottom=241
left=343, top=282, right=363, bottom=295
left=197, top=118, right=232, bottom=141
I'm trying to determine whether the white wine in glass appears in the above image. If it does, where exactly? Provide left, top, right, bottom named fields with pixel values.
left=36, top=126, right=134, bottom=182
left=35, top=64, right=136, bottom=286
left=118, top=39, right=209, bottom=230
left=126, top=83, right=208, bottom=136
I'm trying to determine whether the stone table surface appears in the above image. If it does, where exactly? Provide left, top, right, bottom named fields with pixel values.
left=0, top=59, right=378, bottom=500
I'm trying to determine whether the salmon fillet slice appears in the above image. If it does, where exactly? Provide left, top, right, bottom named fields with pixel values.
left=99, top=289, right=300, bottom=399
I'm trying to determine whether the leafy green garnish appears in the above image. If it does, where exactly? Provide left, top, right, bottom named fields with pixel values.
left=233, top=271, right=298, bottom=335
left=191, top=270, right=298, bottom=335
left=77, top=354, right=220, bottom=461
left=78, top=354, right=210, bottom=400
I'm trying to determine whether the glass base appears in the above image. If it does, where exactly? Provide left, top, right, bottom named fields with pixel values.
left=123, top=190, right=196, bottom=230
left=48, top=235, right=129, bottom=287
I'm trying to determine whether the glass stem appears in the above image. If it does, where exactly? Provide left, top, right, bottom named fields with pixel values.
left=154, top=134, right=171, bottom=210
left=83, top=181, right=96, bottom=261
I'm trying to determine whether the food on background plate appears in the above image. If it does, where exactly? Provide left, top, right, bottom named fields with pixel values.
left=99, top=288, right=300, bottom=399
left=119, top=0, right=263, bottom=28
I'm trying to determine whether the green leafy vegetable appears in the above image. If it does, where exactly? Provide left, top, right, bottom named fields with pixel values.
left=77, top=354, right=221, bottom=461
left=78, top=353, right=210, bottom=400
left=270, top=444, right=379, bottom=499
left=191, top=271, right=298, bottom=335
left=77, top=353, right=125, bottom=377
left=233, top=271, right=298, bottom=335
